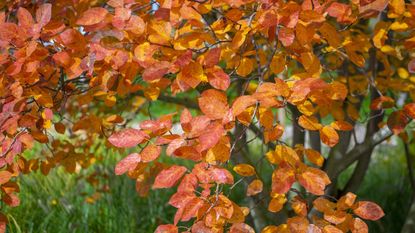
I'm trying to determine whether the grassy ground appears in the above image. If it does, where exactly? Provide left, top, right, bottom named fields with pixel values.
left=4, top=149, right=177, bottom=233
left=4, top=142, right=413, bottom=233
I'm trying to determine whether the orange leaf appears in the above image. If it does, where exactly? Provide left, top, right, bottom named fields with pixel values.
left=247, top=179, right=263, bottom=196
left=292, top=197, right=308, bottom=216
left=233, top=164, right=256, bottom=176
left=140, top=144, right=161, bottom=163
left=313, top=197, right=336, bottom=213
left=330, top=121, right=353, bottom=131
left=236, top=57, right=254, bottom=77
left=230, top=223, right=255, bottom=233
left=304, top=149, right=324, bottom=167
left=76, top=7, right=108, bottom=26
left=387, top=110, right=409, bottom=135
left=337, top=192, right=357, bottom=210
left=232, top=95, right=257, bottom=116
left=297, top=167, right=331, bottom=195
left=353, top=201, right=385, bottom=221
left=287, top=217, right=309, bottom=233
left=198, top=89, right=229, bottom=120
left=324, top=210, right=347, bottom=224
left=153, top=165, right=187, bottom=189
left=403, top=103, right=415, bottom=119
left=350, top=218, right=368, bottom=233
left=322, top=225, right=343, bottom=233
left=0, top=171, right=12, bottom=185
left=320, top=126, right=339, bottom=147
left=268, top=194, right=287, bottom=213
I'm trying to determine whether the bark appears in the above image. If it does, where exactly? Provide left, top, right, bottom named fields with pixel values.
left=340, top=148, right=373, bottom=195
left=289, top=105, right=305, bottom=147
left=341, top=47, right=382, bottom=195
left=309, top=130, right=321, bottom=153
left=324, top=129, right=392, bottom=181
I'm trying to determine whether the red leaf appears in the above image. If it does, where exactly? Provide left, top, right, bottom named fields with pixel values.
left=153, top=165, right=187, bottom=189
left=114, top=153, right=141, bottom=175
left=198, top=123, right=224, bottom=151
left=207, top=67, right=230, bottom=91
left=17, top=8, right=34, bottom=28
left=177, top=173, right=198, bottom=193
left=142, top=61, right=170, bottom=82
left=271, top=166, right=296, bottom=194
left=181, top=197, right=204, bottom=221
left=169, top=192, right=196, bottom=208
left=350, top=218, right=368, bottom=233
left=180, top=108, right=192, bottom=132
left=203, top=48, right=221, bottom=67
left=108, top=128, right=148, bottom=148
left=76, top=7, right=108, bottom=26
left=279, top=27, right=295, bottom=47
left=353, top=201, right=385, bottom=221
left=211, top=168, right=234, bottom=184
left=36, top=3, right=52, bottom=26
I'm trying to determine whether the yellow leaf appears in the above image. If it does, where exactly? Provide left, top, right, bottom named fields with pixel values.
left=397, top=67, right=409, bottom=79
left=298, top=115, right=322, bottom=130
left=233, top=164, right=256, bottom=176
left=236, top=57, right=254, bottom=77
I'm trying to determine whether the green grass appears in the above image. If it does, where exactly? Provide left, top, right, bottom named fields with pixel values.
left=5, top=151, right=176, bottom=233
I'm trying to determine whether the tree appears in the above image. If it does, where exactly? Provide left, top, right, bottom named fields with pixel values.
left=1, top=0, right=414, bottom=232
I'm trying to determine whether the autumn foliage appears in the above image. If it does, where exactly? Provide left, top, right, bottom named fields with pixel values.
left=1, top=0, right=415, bottom=232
